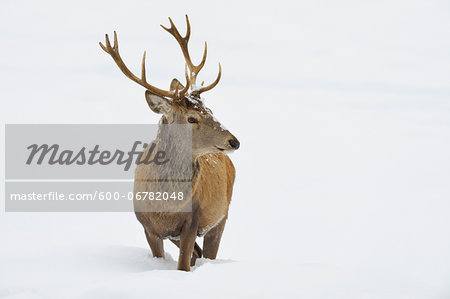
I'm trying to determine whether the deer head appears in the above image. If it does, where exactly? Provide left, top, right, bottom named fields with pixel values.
left=100, top=15, right=239, bottom=157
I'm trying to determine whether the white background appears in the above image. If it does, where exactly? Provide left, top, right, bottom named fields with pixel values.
left=1, top=0, right=450, bottom=298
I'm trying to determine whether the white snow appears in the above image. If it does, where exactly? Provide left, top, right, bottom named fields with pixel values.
left=1, top=0, right=450, bottom=298
left=0, top=235, right=436, bottom=298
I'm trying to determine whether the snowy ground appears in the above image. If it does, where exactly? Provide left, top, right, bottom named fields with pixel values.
left=0, top=242, right=437, bottom=299
left=0, top=214, right=442, bottom=299
left=1, top=0, right=450, bottom=298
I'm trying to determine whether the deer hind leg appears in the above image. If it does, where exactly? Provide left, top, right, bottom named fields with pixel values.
left=144, top=229, right=164, bottom=258
left=170, top=239, right=202, bottom=266
left=203, top=215, right=227, bottom=259
left=177, top=213, right=199, bottom=271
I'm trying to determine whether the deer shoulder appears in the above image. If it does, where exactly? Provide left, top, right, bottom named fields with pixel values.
left=194, top=153, right=235, bottom=236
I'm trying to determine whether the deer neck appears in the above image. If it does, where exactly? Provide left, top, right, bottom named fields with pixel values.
left=153, top=118, right=199, bottom=181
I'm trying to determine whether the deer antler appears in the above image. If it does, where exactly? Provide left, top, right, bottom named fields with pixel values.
left=161, top=15, right=222, bottom=97
left=100, top=16, right=221, bottom=100
left=99, top=31, right=190, bottom=100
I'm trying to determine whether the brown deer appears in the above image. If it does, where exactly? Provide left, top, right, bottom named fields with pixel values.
left=100, top=15, right=239, bottom=271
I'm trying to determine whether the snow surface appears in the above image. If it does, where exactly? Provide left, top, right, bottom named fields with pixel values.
left=1, top=0, right=450, bottom=298
left=0, top=237, right=437, bottom=299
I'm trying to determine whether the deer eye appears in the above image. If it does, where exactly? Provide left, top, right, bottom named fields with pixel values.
left=187, top=117, right=198, bottom=124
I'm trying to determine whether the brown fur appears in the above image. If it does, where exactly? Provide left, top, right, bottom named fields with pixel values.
left=135, top=152, right=235, bottom=271
left=133, top=97, right=238, bottom=271
left=101, top=16, right=238, bottom=271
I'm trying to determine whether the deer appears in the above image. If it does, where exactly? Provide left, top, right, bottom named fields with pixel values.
left=100, top=15, right=239, bottom=271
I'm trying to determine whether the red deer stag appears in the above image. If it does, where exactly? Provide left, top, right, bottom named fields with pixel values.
left=100, top=15, right=239, bottom=271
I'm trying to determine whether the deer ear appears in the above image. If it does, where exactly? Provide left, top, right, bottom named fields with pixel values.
left=145, top=90, right=173, bottom=115
left=170, top=78, right=184, bottom=92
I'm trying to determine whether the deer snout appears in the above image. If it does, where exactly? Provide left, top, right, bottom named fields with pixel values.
left=228, top=138, right=240, bottom=150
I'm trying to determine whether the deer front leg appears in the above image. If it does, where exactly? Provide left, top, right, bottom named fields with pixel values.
left=177, top=212, right=199, bottom=271
left=203, top=215, right=227, bottom=259
left=144, top=229, right=164, bottom=258
left=170, top=240, right=202, bottom=266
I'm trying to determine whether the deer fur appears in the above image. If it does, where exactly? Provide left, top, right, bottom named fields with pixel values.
left=100, top=16, right=239, bottom=271
left=134, top=95, right=238, bottom=271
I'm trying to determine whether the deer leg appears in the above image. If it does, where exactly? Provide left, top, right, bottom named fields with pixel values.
left=144, top=229, right=164, bottom=258
left=177, top=213, right=199, bottom=271
left=170, top=239, right=202, bottom=266
left=203, top=215, right=227, bottom=259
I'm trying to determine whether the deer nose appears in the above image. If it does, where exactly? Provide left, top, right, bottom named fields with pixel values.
left=229, top=139, right=240, bottom=150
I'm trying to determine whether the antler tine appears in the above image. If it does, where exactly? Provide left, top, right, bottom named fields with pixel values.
left=161, top=15, right=207, bottom=87
left=194, top=63, right=222, bottom=96
left=141, top=51, right=147, bottom=82
left=177, top=64, right=190, bottom=100
left=184, top=14, right=191, bottom=41
left=99, top=31, right=180, bottom=100
left=113, top=31, right=118, bottom=49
